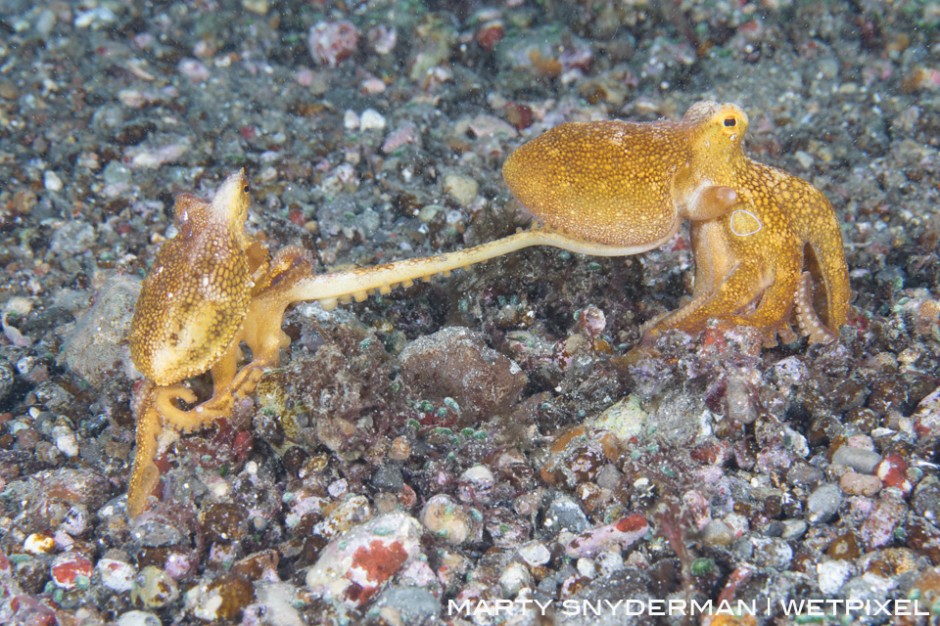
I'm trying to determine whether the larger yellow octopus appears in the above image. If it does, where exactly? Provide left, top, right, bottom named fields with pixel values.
left=502, top=101, right=851, bottom=345
left=126, top=101, right=849, bottom=515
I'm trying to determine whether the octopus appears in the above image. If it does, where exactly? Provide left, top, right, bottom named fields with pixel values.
left=501, top=100, right=850, bottom=346
left=126, top=101, right=849, bottom=514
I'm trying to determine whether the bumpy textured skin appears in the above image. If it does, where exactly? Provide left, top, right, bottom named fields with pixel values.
left=503, top=101, right=851, bottom=345
left=129, top=175, right=252, bottom=386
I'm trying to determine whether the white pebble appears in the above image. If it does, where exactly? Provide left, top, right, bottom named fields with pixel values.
left=44, top=170, right=63, bottom=192
left=343, top=110, right=360, bottom=130
left=359, top=108, right=386, bottom=131
left=53, top=423, right=79, bottom=457
left=98, top=558, right=137, bottom=592
left=116, top=610, right=162, bottom=626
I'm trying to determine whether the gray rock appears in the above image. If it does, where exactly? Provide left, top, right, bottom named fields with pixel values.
left=807, top=483, right=843, bottom=524
left=831, top=446, right=882, bottom=474
left=371, top=586, right=441, bottom=626
left=545, top=493, right=589, bottom=533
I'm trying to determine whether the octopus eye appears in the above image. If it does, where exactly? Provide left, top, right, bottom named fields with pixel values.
left=243, top=185, right=250, bottom=193
left=723, top=117, right=736, bottom=127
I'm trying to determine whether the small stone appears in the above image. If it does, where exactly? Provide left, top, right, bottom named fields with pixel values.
left=780, top=519, right=808, bottom=540
left=831, top=446, right=882, bottom=474
left=97, top=556, right=136, bottom=592
left=185, top=573, right=255, bottom=621
left=116, top=611, right=162, bottom=626
left=359, top=108, right=386, bottom=131
left=518, top=541, right=551, bottom=568
left=52, top=421, right=79, bottom=458
left=50, top=552, right=94, bottom=590
left=860, top=492, right=907, bottom=549
left=443, top=173, right=479, bottom=207
left=399, top=327, right=527, bottom=424
left=826, top=532, right=861, bottom=560
left=203, top=502, right=248, bottom=543
left=308, top=20, right=360, bottom=67
left=701, top=519, right=735, bottom=547
left=133, top=566, right=180, bottom=609
left=23, top=533, right=55, bottom=555
left=840, top=470, right=882, bottom=496
left=241, top=0, right=268, bottom=15
left=43, top=170, right=63, bottom=191
left=456, top=465, right=495, bottom=504
left=875, top=454, right=912, bottom=494
left=420, top=494, right=478, bottom=545
left=499, top=562, right=533, bottom=597
left=794, top=150, right=814, bottom=169
left=806, top=483, right=842, bottom=524
left=306, top=512, right=425, bottom=608
left=372, top=464, right=404, bottom=492
left=546, top=493, right=590, bottom=533
left=372, top=586, right=441, bottom=624
left=564, top=514, right=648, bottom=558
left=817, top=559, right=853, bottom=595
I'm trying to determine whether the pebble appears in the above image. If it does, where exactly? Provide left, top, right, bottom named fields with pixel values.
left=116, top=611, right=162, bottom=626
left=308, top=20, right=360, bottom=67
left=251, top=583, right=305, bottom=626
left=831, top=445, right=882, bottom=474
left=564, top=514, right=648, bottom=558
left=443, top=173, right=479, bottom=207
left=371, top=586, right=441, bottom=624
left=97, top=556, right=137, bottom=592
left=184, top=573, right=255, bottom=621
left=420, top=494, right=478, bottom=545
left=306, top=512, right=425, bottom=608
left=518, top=541, right=551, bottom=567
left=840, top=470, right=882, bottom=496
left=23, top=533, right=55, bottom=555
left=399, top=327, right=527, bottom=423
left=43, top=170, right=63, bottom=191
left=545, top=493, right=590, bottom=533
left=499, top=562, right=534, bottom=597
left=359, top=108, right=387, bottom=131
left=456, top=465, right=495, bottom=504
left=52, top=421, right=79, bottom=458
left=701, top=519, right=735, bottom=547
left=875, top=453, right=912, bottom=494
left=780, top=519, right=808, bottom=540
left=50, top=552, right=94, bottom=590
left=817, top=559, right=853, bottom=595
left=133, top=566, right=180, bottom=609
left=806, top=483, right=843, bottom=524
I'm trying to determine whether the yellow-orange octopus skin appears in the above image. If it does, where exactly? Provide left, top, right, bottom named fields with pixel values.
left=124, top=101, right=851, bottom=513
left=502, top=101, right=851, bottom=345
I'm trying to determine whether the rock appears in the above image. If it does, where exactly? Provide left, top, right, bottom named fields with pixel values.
left=116, top=611, right=162, bottom=626
left=399, top=327, right=527, bottom=423
left=840, top=471, right=882, bottom=496
left=831, top=445, right=882, bottom=474
left=443, top=173, right=478, bottom=207
left=370, top=585, right=441, bottom=625
left=806, top=483, right=843, bottom=524
left=817, top=559, right=853, bottom=595
left=60, top=274, right=140, bottom=387
left=564, top=514, right=648, bottom=558
left=420, top=494, right=479, bottom=545
left=545, top=493, right=590, bottom=533
left=133, top=566, right=179, bottom=609
left=306, top=512, right=425, bottom=609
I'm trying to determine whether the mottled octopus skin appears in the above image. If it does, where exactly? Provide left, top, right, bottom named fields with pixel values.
left=502, top=101, right=851, bottom=345
left=126, top=103, right=850, bottom=513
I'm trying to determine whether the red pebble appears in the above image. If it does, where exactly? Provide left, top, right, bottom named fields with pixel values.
left=615, top=513, right=648, bottom=533
left=51, top=552, right=94, bottom=590
left=876, top=454, right=912, bottom=495
left=475, top=21, right=504, bottom=52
